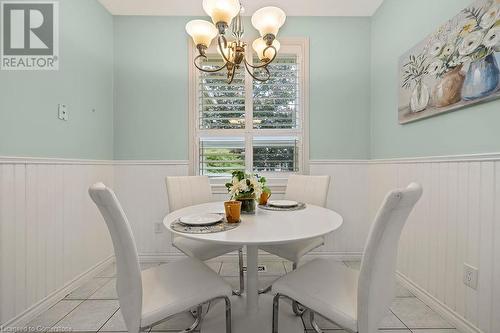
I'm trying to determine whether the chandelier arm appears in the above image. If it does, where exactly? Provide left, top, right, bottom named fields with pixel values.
left=194, top=54, right=228, bottom=73
left=243, top=60, right=271, bottom=82
left=244, top=46, right=278, bottom=69
left=227, top=65, right=237, bottom=84
left=217, top=35, right=235, bottom=65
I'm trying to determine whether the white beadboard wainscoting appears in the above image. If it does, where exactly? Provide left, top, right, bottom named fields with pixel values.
left=1, top=155, right=499, bottom=333
left=0, top=158, right=114, bottom=327
left=366, top=155, right=500, bottom=333
left=113, top=161, right=189, bottom=256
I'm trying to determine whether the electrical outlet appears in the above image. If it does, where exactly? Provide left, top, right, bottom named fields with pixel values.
left=463, top=263, right=478, bottom=290
left=154, top=222, right=164, bottom=234
left=58, top=104, right=68, bottom=121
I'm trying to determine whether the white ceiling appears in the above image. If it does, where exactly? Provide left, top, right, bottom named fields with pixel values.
left=98, top=0, right=384, bottom=17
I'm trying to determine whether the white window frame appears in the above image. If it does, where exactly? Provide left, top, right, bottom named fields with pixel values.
left=188, top=37, right=310, bottom=184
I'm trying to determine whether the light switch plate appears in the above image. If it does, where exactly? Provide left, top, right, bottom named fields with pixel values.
left=58, top=104, right=68, bottom=121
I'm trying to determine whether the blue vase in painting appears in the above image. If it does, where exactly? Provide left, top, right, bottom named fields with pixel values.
left=461, top=54, right=500, bottom=101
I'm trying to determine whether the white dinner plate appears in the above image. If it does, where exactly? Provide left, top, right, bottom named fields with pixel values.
left=179, top=213, right=223, bottom=226
left=268, top=200, right=299, bottom=208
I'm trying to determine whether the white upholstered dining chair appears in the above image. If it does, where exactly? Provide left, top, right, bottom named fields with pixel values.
left=271, top=183, right=423, bottom=333
left=165, top=176, right=244, bottom=294
left=259, top=175, right=331, bottom=270
left=89, top=183, right=232, bottom=333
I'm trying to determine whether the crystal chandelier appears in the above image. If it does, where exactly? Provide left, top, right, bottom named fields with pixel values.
left=186, top=0, right=286, bottom=84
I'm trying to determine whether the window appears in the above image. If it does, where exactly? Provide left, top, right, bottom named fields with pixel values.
left=189, top=38, right=309, bottom=178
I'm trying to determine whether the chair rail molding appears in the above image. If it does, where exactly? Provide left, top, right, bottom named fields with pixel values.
left=310, top=152, right=500, bottom=165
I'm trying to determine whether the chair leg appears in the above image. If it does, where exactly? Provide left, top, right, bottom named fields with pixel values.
left=178, top=305, right=203, bottom=333
left=259, top=285, right=272, bottom=294
left=224, top=296, right=232, bottom=333
left=291, top=262, right=305, bottom=316
left=233, top=248, right=245, bottom=296
left=310, top=311, right=323, bottom=333
left=272, top=293, right=281, bottom=333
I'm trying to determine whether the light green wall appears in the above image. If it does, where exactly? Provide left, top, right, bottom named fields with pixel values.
left=370, top=0, right=500, bottom=159
left=113, top=16, right=372, bottom=160
left=0, top=0, right=114, bottom=159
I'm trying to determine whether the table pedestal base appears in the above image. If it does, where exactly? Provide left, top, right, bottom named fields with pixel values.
left=201, top=294, right=303, bottom=333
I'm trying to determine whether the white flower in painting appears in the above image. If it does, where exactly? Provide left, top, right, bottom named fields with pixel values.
left=460, top=56, right=472, bottom=64
left=458, top=31, right=484, bottom=55
left=429, top=42, right=444, bottom=56
left=483, top=26, right=500, bottom=48
left=448, top=57, right=462, bottom=68
left=441, top=43, right=456, bottom=57
left=457, top=19, right=478, bottom=37
left=480, top=4, right=500, bottom=29
left=428, top=60, right=444, bottom=76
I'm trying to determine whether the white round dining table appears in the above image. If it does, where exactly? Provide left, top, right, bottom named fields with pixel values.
left=163, top=201, right=343, bottom=333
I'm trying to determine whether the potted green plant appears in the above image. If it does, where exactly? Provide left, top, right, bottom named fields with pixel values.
left=225, top=171, right=264, bottom=214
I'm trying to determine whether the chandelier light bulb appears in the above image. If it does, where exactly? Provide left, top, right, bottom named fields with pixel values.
left=251, top=6, right=286, bottom=37
left=252, top=38, right=280, bottom=61
left=185, top=20, right=218, bottom=47
left=202, top=0, right=241, bottom=26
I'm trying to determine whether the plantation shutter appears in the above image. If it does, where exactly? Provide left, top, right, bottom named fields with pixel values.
left=253, top=55, right=300, bottom=129
left=199, top=137, right=245, bottom=177
left=253, top=137, right=299, bottom=173
left=194, top=46, right=305, bottom=177
left=199, top=57, right=246, bottom=129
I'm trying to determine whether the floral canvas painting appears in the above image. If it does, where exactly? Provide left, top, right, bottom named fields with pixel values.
left=398, top=0, right=500, bottom=124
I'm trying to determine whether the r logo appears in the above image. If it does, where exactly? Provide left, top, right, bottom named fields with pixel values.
left=3, top=3, right=53, bottom=55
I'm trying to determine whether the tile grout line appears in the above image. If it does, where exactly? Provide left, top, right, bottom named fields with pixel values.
left=48, top=299, right=85, bottom=331
left=97, top=307, right=120, bottom=332
left=390, top=308, right=412, bottom=332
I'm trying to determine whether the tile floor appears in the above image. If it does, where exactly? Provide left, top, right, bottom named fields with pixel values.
left=17, top=260, right=461, bottom=333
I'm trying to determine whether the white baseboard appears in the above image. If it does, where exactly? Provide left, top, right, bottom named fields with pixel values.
left=397, top=272, right=482, bottom=333
left=1, top=256, right=115, bottom=329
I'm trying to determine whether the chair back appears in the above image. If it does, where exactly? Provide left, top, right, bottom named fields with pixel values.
left=165, top=176, right=213, bottom=212
left=357, top=183, right=422, bottom=333
left=284, top=175, right=331, bottom=207
left=89, top=183, right=142, bottom=333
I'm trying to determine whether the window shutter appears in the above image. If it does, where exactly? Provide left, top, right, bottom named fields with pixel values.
left=253, top=137, right=299, bottom=173
left=199, top=137, right=246, bottom=177
left=199, top=57, right=246, bottom=129
left=253, top=55, right=300, bottom=129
